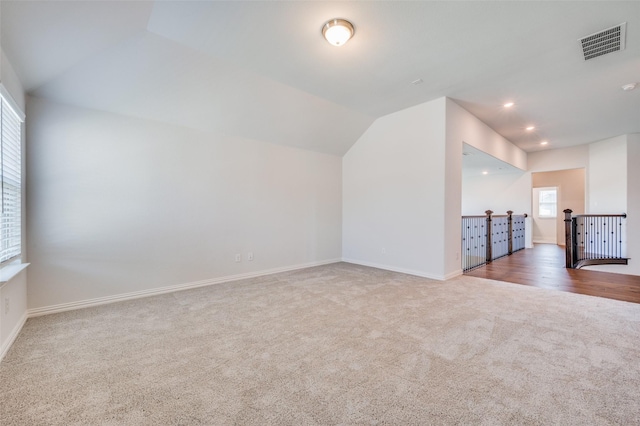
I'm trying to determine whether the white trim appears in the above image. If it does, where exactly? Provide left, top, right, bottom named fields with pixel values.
left=0, top=311, right=27, bottom=362
left=27, top=259, right=341, bottom=317
left=536, top=186, right=558, bottom=218
left=341, top=258, right=447, bottom=281
left=444, top=269, right=463, bottom=280
left=0, top=84, right=25, bottom=122
left=0, top=263, right=29, bottom=288
left=533, top=239, right=557, bottom=244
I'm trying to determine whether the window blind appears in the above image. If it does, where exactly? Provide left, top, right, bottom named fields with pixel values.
left=538, top=188, right=557, bottom=218
left=0, top=95, right=23, bottom=264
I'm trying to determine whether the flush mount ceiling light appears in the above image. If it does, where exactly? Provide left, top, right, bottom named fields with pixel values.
left=503, top=102, right=514, bottom=108
left=526, top=126, right=535, bottom=131
left=540, top=141, right=549, bottom=145
left=622, top=83, right=637, bottom=91
left=322, top=19, right=355, bottom=46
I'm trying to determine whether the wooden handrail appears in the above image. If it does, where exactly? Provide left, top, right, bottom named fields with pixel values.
left=572, top=213, right=627, bottom=218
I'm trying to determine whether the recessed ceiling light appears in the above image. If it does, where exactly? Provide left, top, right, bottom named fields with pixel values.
left=411, top=78, right=424, bottom=85
left=622, top=83, right=637, bottom=91
left=482, top=171, right=488, bottom=175
left=540, top=141, right=548, bottom=145
left=322, top=19, right=355, bottom=46
left=503, top=102, right=514, bottom=108
left=526, top=126, right=535, bottom=131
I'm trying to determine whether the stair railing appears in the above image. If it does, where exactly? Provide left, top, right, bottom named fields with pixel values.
left=461, top=210, right=527, bottom=271
left=563, top=209, right=628, bottom=268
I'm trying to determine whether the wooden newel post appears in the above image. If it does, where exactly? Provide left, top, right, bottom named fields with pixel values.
left=507, top=210, right=513, bottom=255
left=563, top=209, right=573, bottom=268
left=485, top=210, right=493, bottom=262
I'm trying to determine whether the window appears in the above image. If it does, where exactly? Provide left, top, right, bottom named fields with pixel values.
left=538, top=188, right=557, bottom=218
left=0, top=88, right=24, bottom=264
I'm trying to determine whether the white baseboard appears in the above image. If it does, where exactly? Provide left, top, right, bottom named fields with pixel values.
left=444, top=269, right=463, bottom=280
left=27, top=259, right=341, bottom=318
left=533, top=239, right=558, bottom=244
left=0, top=311, right=27, bottom=362
left=341, top=258, right=448, bottom=281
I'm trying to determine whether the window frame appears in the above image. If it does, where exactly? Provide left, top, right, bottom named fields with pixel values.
left=537, top=187, right=558, bottom=219
left=0, top=84, right=25, bottom=267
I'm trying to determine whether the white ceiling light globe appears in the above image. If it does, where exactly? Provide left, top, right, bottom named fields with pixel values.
left=322, top=19, right=354, bottom=47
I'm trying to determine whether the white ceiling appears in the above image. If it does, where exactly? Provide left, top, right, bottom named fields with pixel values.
left=1, top=1, right=639, bottom=156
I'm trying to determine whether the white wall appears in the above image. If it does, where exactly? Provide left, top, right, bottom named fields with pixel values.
left=448, top=101, right=527, bottom=171
left=343, top=98, right=448, bottom=279
left=587, top=135, right=627, bottom=214
left=462, top=172, right=530, bottom=216
left=443, top=100, right=463, bottom=277
left=528, top=145, right=589, bottom=173
left=0, top=270, right=27, bottom=359
left=26, top=97, right=342, bottom=311
left=625, top=134, right=640, bottom=276
left=583, top=134, right=638, bottom=275
left=1, top=49, right=26, bottom=112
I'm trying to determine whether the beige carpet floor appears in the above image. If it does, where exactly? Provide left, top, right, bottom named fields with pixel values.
left=1, top=262, right=640, bottom=425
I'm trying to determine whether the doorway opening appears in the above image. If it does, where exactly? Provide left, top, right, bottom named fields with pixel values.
left=531, top=168, right=585, bottom=246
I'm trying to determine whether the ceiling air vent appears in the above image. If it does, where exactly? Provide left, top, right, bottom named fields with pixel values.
left=579, top=22, right=626, bottom=61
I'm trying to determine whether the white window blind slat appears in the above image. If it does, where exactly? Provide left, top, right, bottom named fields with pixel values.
left=0, top=96, right=23, bottom=263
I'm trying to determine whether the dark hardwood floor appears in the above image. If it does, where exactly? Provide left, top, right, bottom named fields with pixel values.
left=465, top=244, right=640, bottom=304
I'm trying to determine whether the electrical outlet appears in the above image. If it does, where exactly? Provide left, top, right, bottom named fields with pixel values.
left=381, top=248, right=386, bottom=254
left=235, top=254, right=241, bottom=263
left=247, top=252, right=254, bottom=261
left=4, top=297, right=9, bottom=315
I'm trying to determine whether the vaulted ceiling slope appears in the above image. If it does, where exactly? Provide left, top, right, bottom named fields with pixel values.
left=2, top=1, right=639, bottom=156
